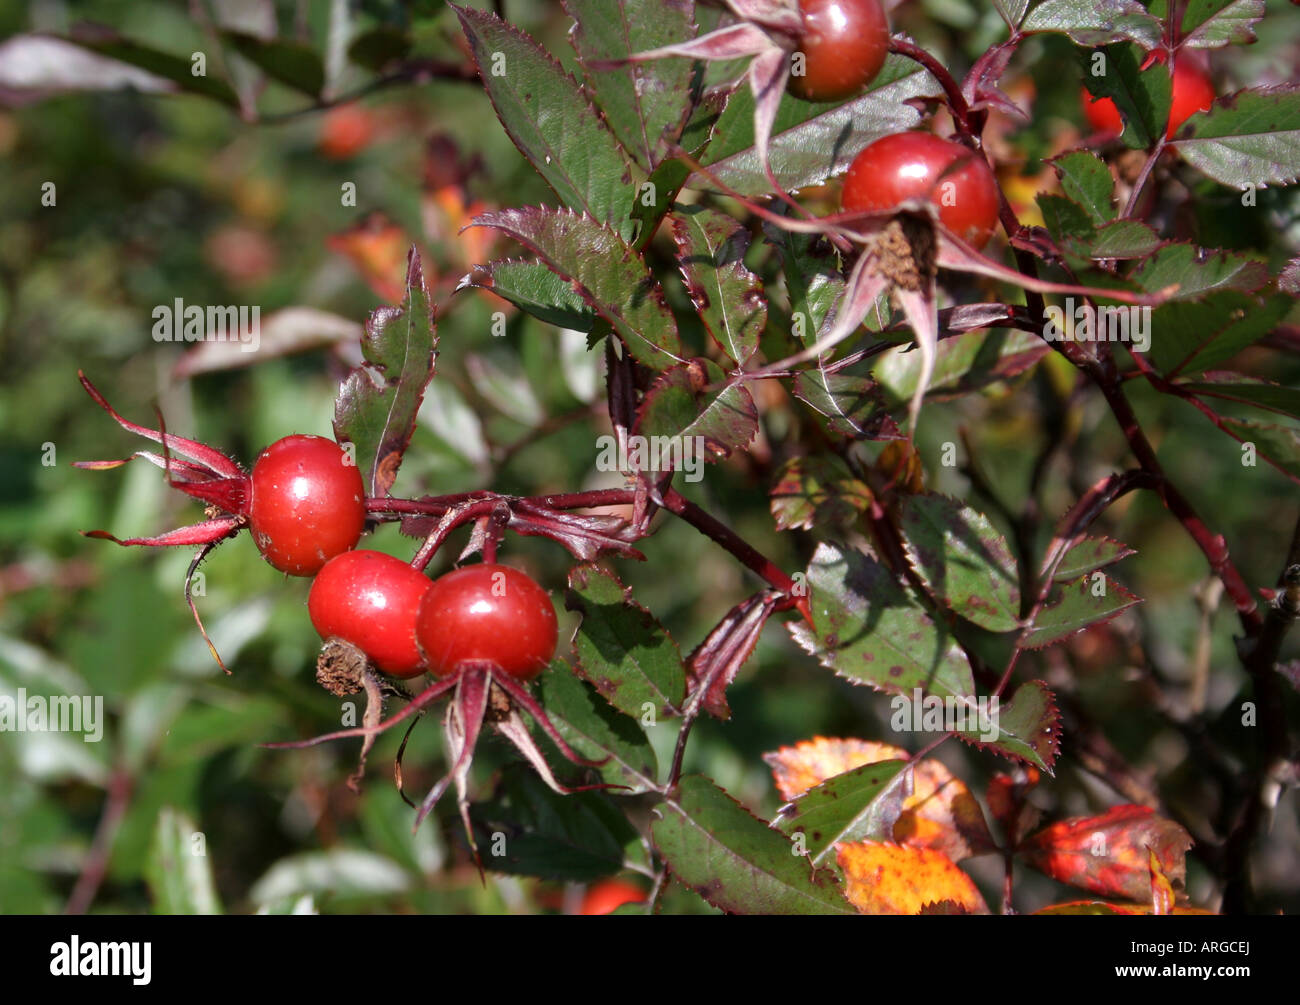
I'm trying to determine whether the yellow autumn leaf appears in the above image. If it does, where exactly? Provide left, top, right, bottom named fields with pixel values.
left=837, top=841, right=989, bottom=915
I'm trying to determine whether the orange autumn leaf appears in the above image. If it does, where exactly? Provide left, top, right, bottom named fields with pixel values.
left=420, top=134, right=495, bottom=273
left=894, top=759, right=996, bottom=861
left=837, top=842, right=988, bottom=915
left=765, top=736, right=995, bottom=861
left=1021, top=804, right=1193, bottom=903
left=767, top=737, right=903, bottom=801
left=326, top=213, right=413, bottom=304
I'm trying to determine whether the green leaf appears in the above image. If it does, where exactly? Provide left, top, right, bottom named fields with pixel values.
left=1173, top=85, right=1300, bottom=188
left=1050, top=150, right=1116, bottom=224
left=454, top=5, right=640, bottom=237
left=473, top=207, right=682, bottom=370
left=773, top=760, right=909, bottom=863
left=1038, top=192, right=1098, bottom=242
left=671, top=204, right=766, bottom=365
left=629, top=156, right=694, bottom=251
left=1146, top=290, right=1288, bottom=375
left=471, top=769, right=645, bottom=881
left=1083, top=219, right=1162, bottom=259
left=464, top=259, right=599, bottom=332
left=899, top=495, right=1023, bottom=632
left=1078, top=43, right=1170, bottom=150
left=1218, top=415, right=1300, bottom=481
left=1021, top=575, right=1141, bottom=649
left=1181, top=0, right=1265, bottom=48
left=633, top=360, right=758, bottom=462
left=145, top=807, right=222, bottom=915
left=333, top=248, right=438, bottom=496
left=875, top=329, right=1047, bottom=405
left=769, top=223, right=845, bottom=339
left=789, top=543, right=976, bottom=699
left=651, top=775, right=855, bottom=914
left=64, top=32, right=240, bottom=106
left=536, top=662, right=659, bottom=794
left=1023, top=0, right=1162, bottom=48
left=770, top=455, right=872, bottom=532
left=1133, top=243, right=1269, bottom=300
left=697, top=56, right=938, bottom=195
left=995, top=0, right=1032, bottom=26
left=1178, top=374, right=1300, bottom=421
left=223, top=31, right=324, bottom=97
left=791, top=369, right=902, bottom=441
left=347, top=25, right=412, bottom=71
left=961, top=680, right=1061, bottom=773
left=566, top=564, right=687, bottom=719
left=565, top=0, right=699, bottom=170
left=1053, top=536, right=1135, bottom=581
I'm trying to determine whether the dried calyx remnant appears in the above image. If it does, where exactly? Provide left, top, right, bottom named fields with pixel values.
left=874, top=214, right=938, bottom=294
left=316, top=638, right=368, bottom=697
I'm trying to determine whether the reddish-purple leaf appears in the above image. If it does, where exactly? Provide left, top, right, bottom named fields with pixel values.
left=77, top=371, right=243, bottom=480
left=770, top=455, right=872, bottom=532
left=81, top=517, right=244, bottom=549
left=959, top=680, right=1061, bottom=774
left=687, top=590, right=780, bottom=720
left=333, top=248, right=438, bottom=497
left=1052, top=536, right=1136, bottom=581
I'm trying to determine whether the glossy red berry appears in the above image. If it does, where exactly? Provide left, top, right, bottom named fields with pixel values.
left=579, top=879, right=647, bottom=915
left=1166, top=62, right=1215, bottom=138
left=1080, top=86, right=1123, bottom=134
left=841, top=132, right=1001, bottom=250
left=308, top=550, right=431, bottom=677
left=249, top=434, right=366, bottom=576
left=1081, top=61, right=1214, bottom=140
left=415, top=564, right=557, bottom=681
left=786, top=0, right=890, bottom=102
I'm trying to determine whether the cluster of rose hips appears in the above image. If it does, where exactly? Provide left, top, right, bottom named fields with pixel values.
left=78, top=372, right=614, bottom=845
left=75, top=380, right=559, bottom=683
left=246, top=434, right=557, bottom=682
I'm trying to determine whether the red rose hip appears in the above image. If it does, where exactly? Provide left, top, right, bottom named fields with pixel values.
left=249, top=434, right=366, bottom=576
left=579, top=879, right=647, bottom=915
left=841, top=132, right=1001, bottom=250
left=786, top=0, right=890, bottom=102
left=1080, top=61, right=1214, bottom=140
left=308, top=550, right=431, bottom=677
left=415, top=564, right=558, bottom=680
